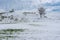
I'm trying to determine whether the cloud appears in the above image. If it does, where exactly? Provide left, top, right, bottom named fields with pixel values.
left=45, top=6, right=60, bottom=12
left=0, top=0, right=40, bottom=10
left=39, top=0, right=60, bottom=3
left=0, top=0, right=60, bottom=13
left=41, top=0, right=60, bottom=12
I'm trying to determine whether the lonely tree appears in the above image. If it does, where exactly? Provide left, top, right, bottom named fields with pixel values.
left=38, top=7, right=46, bottom=18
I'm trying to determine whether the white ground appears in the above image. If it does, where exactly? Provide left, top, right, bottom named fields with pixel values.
left=0, top=12, right=60, bottom=40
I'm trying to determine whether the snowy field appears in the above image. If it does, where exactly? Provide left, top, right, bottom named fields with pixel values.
left=0, top=12, right=60, bottom=40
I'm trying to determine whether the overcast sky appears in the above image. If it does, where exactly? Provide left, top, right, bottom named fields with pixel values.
left=0, top=0, right=60, bottom=12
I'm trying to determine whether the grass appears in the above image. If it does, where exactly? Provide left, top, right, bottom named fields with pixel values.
left=0, top=29, right=25, bottom=34
left=0, top=36, right=17, bottom=38
left=0, top=29, right=25, bottom=40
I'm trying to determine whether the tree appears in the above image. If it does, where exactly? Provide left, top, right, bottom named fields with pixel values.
left=14, top=18, right=18, bottom=21
left=10, top=15, right=14, bottom=20
left=38, top=7, right=46, bottom=18
left=9, top=9, right=14, bottom=13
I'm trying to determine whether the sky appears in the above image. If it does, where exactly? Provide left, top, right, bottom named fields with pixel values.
left=0, top=0, right=60, bottom=12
